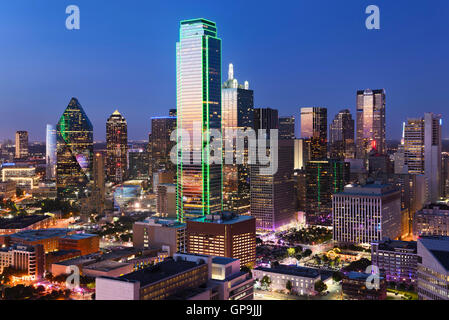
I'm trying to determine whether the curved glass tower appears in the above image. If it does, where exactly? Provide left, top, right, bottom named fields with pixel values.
left=176, top=18, right=222, bottom=222
left=56, top=97, right=93, bottom=200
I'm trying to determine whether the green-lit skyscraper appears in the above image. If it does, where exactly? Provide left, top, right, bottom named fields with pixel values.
left=56, top=98, right=93, bottom=200
left=176, top=19, right=222, bottom=222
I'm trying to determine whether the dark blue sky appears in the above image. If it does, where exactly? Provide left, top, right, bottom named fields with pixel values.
left=1, top=0, right=448, bottom=141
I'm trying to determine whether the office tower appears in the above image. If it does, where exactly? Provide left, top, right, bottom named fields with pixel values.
left=417, top=236, right=449, bottom=300
left=222, top=63, right=254, bottom=215
left=293, top=139, right=310, bottom=170
left=128, top=148, right=149, bottom=179
left=91, top=152, right=106, bottom=214
left=305, top=160, right=349, bottom=226
left=329, top=109, right=355, bottom=159
left=403, top=113, right=443, bottom=203
left=186, top=212, right=256, bottom=267
left=45, top=124, right=57, bottom=179
left=0, top=244, right=45, bottom=280
left=356, top=89, right=386, bottom=161
left=157, top=183, right=177, bottom=218
left=169, top=109, right=177, bottom=117
left=106, top=110, right=128, bottom=183
left=300, top=107, right=327, bottom=160
left=294, top=169, right=307, bottom=213
left=1, top=164, right=39, bottom=190
left=279, top=116, right=295, bottom=140
left=15, top=131, right=29, bottom=159
left=332, top=183, right=402, bottom=244
left=413, top=204, right=449, bottom=238
left=176, top=19, right=222, bottom=221
left=150, top=116, right=176, bottom=173
left=56, top=97, right=93, bottom=200
left=442, top=153, right=449, bottom=198
left=371, top=239, right=418, bottom=288
left=250, top=139, right=296, bottom=231
left=133, top=218, right=186, bottom=255
left=253, top=108, right=278, bottom=134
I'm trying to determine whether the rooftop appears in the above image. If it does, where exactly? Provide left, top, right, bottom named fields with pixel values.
left=189, top=213, right=254, bottom=225
left=375, top=238, right=417, bottom=253
left=212, top=257, right=238, bottom=265
left=116, top=259, right=204, bottom=287
left=60, top=233, right=98, bottom=241
left=84, top=260, right=130, bottom=272
left=254, top=265, right=320, bottom=279
left=0, top=215, right=50, bottom=230
left=9, top=228, right=71, bottom=241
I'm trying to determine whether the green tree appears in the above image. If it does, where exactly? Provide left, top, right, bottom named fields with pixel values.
left=314, top=280, right=327, bottom=294
left=261, top=275, right=272, bottom=290
left=286, top=280, right=293, bottom=293
left=332, top=271, right=343, bottom=283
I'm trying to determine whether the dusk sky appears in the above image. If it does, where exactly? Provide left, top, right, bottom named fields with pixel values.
left=1, top=0, right=448, bottom=141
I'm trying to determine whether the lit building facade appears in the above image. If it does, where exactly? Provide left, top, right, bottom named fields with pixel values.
left=176, top=19, right=222, bottom=221
left=356, top=89, right=386, bottom=161
left=46, top=124, right=57, bottom=179
left=414, top=204, right=449, bottom=238
left=279, top=116, right=295, bottom=140
left=106, top=110, right=128, bottom=183
left=222, top=63, right=254, bottom=215
left=56, top=98, right=93, bottom=200
left=300, top=107, right=327, bottom=160
left=332, top=183, right=402, bottom=244
left=329, top=109, right=355, bottom=159
left=15, top=131, right=29, bottom=159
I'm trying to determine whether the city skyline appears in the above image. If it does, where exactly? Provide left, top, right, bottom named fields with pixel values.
left=1, top=0, right=449, bottom=141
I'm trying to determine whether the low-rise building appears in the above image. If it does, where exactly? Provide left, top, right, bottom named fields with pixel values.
left=58, top=233, right=100, bottom=255
left=341, top=271, right=387, bottom=300
left=0, top=180, right=16, bottom=200
left=0, top=214, right=58, bottom=236
left=371, top=238, right=418, bottom=287
left=414, top=204, right=449, bottom=238
left=0, top=244, right=45, bottom=280
left=253, top=265, right=321, bottom=296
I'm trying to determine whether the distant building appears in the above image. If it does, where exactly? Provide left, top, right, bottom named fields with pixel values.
left=300, top=107, right=327, bottom=160
left=15, top=131, right=29, bottom=159
left=0, top=214, right=57, bottom=235
left=333, top=183, right=402, bottom=244
left=106, top=110, right=128, bottom=183
left=0, top=180, right=16, bottom=200
left=156, top=183, right=176, bottom=218
left=414, top=204, right=449, bottom=238
left=279, top=116, right=295, bottom=140
left=329, top=109, right=355, bottom=159
left=133, top=218, right=186, bottom=256
left=1, top=164, right=39, bottom=190
left=46, top=124, right=57, bottom=179
left=1, top=229, right=74, bottom=253
left=371, top=238, right=418, bottom=287
left=342, top=271, right=387, bottom=300
left=417, top=236, right=449, bottom=300
left=186, top=213, right=256, bottom=267
left=356, top=89, right=386, bottom=162
left=128, top=148, right=149, bottom=179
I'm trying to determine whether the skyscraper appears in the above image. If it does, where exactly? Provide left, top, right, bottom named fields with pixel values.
left=106, top=110, right=128, bottom=183
left=305, top=159, right=349, bottom=226
left=15, top=131, right=28, bottom=159
left=254, top=108, right=279, bottom=136
left=46, top=124, right=57, bottom=179
left=403, top=113, right=442, bottom=203
left=329, top=109, right=355, bottom=159
left=176, top=19, right=222, bottom=222
left=150, top=116, right=176, bottom=181
left=300, top=107, right=327, bottom=160
left=222, top=63, right=254, bottom=215
left=279, top=116, right=295, bottom=140
left=56, top=98, right=93, bottom=200
left=356, top=89, right=386, bottom=161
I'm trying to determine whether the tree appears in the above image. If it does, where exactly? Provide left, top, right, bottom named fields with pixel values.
left=261, top=275, right=272, bottom=290
left=314, top=280, right=327, bottom=294
left=287, top=248, right=295, bottom=257
left=286, top=280, right=293, bottom=293
left=332, top=271, right=343, bottom=283
left=303, top=249, right=312, bottom=257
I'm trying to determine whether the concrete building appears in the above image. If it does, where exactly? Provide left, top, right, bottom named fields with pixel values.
left=333, top=183, right=402, bottom=244
left=1, top=164, right=39, bottom=190
left=0, top=244, right=44, bottom=280
left=0, top=180, right=16, bottom=200
left=0, top=214, right=58, bottom=236
left=58, top=233, right=100, bottom=256
left=417, top=236, right=449, bottom=300
left=133, top=218, right=186, bottom=256
left=186, top=213, right=256, bottom=267
left=371, top=238, right=418, bottom=287
left=253, top=265, right=321, bottom=296
left=15, top=131, right=29, bottom=160
left=342, top=271, right=387, bottom=300
left=414, top=204, right=449, bottom=238
left=156, top=183, right=176, bottom=218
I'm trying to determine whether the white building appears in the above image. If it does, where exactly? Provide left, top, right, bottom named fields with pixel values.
left=417, top=236, right=449, bottom=300
left=332, top=183, right=401, bottom=244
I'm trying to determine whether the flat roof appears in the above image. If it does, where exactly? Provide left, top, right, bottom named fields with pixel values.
left=189, top=214, right=254, bottom=225
left=212, top=257, right=238, bottom=265
left=0, top=215, right=50, bottom=230
left=84, top=260, right=130, bottom=272
left=254, top=266, right=320, bottom=279
left=9, top=228, right=71, bottom=241
left=117, top=259, right=202, bottom=287
left=60, top=233, right=98, bottom=240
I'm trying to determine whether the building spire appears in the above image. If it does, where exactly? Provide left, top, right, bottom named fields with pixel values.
left=228, top=63, right=234, bottom=81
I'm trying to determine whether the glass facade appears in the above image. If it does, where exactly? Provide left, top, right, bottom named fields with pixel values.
left=106, top=110, right=128, bottom=183
left=300, top=107, right=327, bottom=160
left=46, top=124, right=57, bottom=179
left=56, top=97, right=93, bottom=200
left=176, top=19, right=222, bottom=221
left=329, top=109, right=355, bottom=159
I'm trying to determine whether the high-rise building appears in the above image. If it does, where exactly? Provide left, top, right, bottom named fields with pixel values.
left=250, top=140, right=296, bottom=231
left=56, top=98, right=93, bottom=200
left=329, top=109, right=355, bottom=159
left=332, top=183, right=402, bottom=244
left=106, top=110, right=128, bottom=183
left=442, top=153, right=449, bottom=198
left=279, top=116, right=295, bottom=140
left=15, top=131, right=29, bottom=159
left=356, top=89, right=386, bottom=161
left=45, top=124, right=57, bottom=179
left=300, top=107, right=327, bottom=160
left=413, top=204, right=449, bottom=238
left=222, top=63, right=254, bottom=215
left=176, top=19, right=222, bottom=221
left=186, top=213, right=256, bottom=267
left=403, top=113, right=443, bottom=203
left=150, top=116, right=176, bottom=173
left=128, top=148, right=149, bottom=179
left=253, top=108, right=278, bottom=136
left=294, top=139, right=310, bottom=170
left=305, top=160, right=349, bottom=226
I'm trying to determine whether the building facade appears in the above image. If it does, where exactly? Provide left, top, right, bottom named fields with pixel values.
left=329, top=109, right=355, bottom=159
left=15, top=131, right=29, bottom=159
left=106, top=110, right=128, bottom=183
